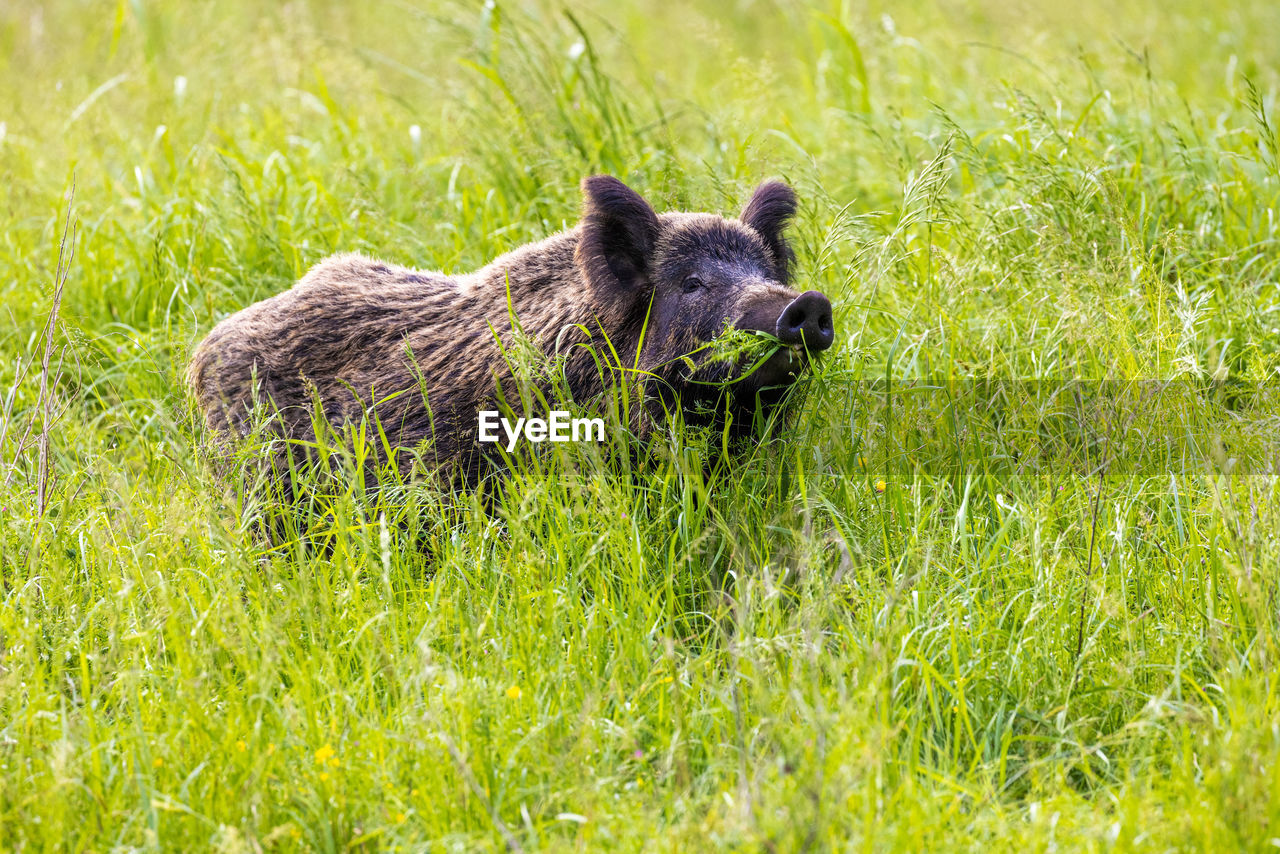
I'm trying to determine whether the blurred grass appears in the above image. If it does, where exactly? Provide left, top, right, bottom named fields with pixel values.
left=2, top=0, right=1280, bottom=850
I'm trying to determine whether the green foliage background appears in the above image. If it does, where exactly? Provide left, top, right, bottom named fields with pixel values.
left=2, top=0, right=1280, bottom=849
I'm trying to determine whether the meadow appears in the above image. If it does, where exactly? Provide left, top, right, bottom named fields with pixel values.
left=3, top=0, right=1280, bottom=849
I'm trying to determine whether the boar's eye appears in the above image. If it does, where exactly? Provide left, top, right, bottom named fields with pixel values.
left=681, top=275, right=705, bottom=294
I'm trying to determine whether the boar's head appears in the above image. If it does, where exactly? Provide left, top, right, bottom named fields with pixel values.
left=575, top=175, right=834, bottom=430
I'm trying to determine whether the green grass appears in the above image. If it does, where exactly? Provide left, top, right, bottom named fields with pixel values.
left=3, top=0, right=1280, bottom=849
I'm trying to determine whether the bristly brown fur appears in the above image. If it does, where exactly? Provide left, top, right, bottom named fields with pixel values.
left=187, top=176, right=827, bottom=492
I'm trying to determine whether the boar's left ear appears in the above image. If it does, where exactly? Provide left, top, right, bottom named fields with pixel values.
left=577, top=175, right=661, bottom=300
left=740, top=181, right=798, bottom=282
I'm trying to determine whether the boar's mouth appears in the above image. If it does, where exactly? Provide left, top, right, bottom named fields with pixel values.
left=651, top=289, right=835, bottom=404
left=680, top=329, right=819, bottom=394
left=710, top=287, right=836, bottom=391
left=705, top=288, right=834, bottom=392
left=748, top=344, right=817, bottom=389
left=746, top=288, right=835, bottom=389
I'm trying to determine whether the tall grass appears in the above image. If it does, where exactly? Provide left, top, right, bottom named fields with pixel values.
left=2, top=0, right=1280, bottom=849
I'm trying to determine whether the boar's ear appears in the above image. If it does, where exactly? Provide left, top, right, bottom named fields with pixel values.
left=577, top=175, right=661, bottom=300
left=740, top=180, right=798, bottom=282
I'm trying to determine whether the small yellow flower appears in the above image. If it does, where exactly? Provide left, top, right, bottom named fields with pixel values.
left=636, top=777, right=645, bottom=788
left=410, top=788, right=420, bottom=798
left=267, top=743, right=276, bottom=755
left=506, top=684, right=522, bottom=700
left=874, top=479, right=886, bottom=494
left=395, top=812, right=407, bottom=823
left=328, top=756, right=340, bottom=768
left=236, top=740, right=247, bottom=752
left=320, top=772, right=330, bottom=782
left=152, top=757, right=164, bottom=768
left=314, top=744, right=336, bottom=764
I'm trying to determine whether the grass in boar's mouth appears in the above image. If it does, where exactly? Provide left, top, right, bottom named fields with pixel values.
left=677, top=326, right=788, bottom=387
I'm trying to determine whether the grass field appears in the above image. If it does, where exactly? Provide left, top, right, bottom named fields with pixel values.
left=4, top=0, right=1280, bottom=850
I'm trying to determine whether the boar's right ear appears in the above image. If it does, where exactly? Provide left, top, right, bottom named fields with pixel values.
left=740, top=181, right=798, bottom=282
left=577, top=175, right=661, bottom=300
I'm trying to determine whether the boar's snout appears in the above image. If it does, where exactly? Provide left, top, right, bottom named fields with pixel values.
left=776, top=290, right=834, bottom=352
